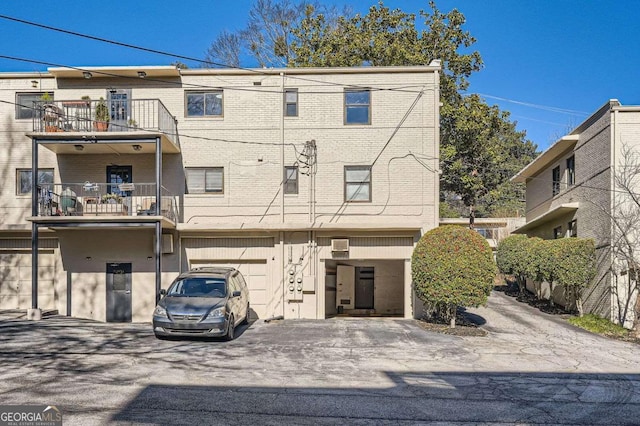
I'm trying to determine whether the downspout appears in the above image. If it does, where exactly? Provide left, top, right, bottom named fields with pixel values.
left=31, top=137, right=39, bottom=310
left=280, top=72, right=285, bottom=223
left=155, top=136, right=162, bottom=303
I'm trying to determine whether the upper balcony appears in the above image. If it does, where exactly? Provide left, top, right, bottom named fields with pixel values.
left=28, top=99, right=180, bottom=154
left=28, top=182, right=178, bottom=229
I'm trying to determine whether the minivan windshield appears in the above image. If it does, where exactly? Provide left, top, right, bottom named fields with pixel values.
left=167, top=278, right=227, bottom=297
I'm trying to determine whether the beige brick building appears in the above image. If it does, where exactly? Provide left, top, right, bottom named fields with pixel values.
left=0, top=64, right=440, bottom=322
left=512, top=100, right=640, bottom=326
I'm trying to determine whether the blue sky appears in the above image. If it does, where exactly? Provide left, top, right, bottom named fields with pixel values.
left=0, top=0, right=638, bottom=151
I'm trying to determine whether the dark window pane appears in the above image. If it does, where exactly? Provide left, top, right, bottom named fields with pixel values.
left=286, top=103, right=297, bottom=117
left=187, top=93, right=204, bottom=116
left=205, top=92, right=223, bottom=116
left=346, top=107, right=369, bottom=124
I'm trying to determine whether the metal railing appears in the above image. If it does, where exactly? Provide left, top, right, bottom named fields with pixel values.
left=32, top=99, right=178, bottom=147
left=36, top=183, right=177, bottom=222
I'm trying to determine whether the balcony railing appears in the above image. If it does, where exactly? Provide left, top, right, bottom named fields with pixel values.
left=36, top=183, right=177, bottom=222
left=32, top=99, right=178, bottom=147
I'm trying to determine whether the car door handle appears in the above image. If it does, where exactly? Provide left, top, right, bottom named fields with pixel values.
left=124, top=291, right=131, bottom=294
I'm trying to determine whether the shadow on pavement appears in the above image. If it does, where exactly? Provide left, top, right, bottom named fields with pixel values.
left=110, top=371, right=640, bottom=425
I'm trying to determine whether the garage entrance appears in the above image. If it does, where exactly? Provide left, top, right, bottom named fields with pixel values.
left=325, top=260, right=404, bottom=318
left=0, top=248, right=57, bottom=310
left=190, top=260, right=267, bottom=319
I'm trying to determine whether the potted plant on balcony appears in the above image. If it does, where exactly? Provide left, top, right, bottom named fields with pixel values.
left=94, top=97, right=110, bottom=131
left=40, top=92, right=61, bottom=132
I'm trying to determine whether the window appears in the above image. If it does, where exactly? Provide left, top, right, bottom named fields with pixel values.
left=553, top=226, right=563, bottom=239
left=567, top=220, right=577, bottom=237
left=186, top=168, right=224, bottom=194
left=284, top=89, right=298, bottom=117
left=566, top=156, right=575, bottom=186
left=16, top=169, right=54, bottom=195
left=552, top=166, right=561, bottom=196
left=345, top=166, right=372, bottom=202
left=284, top=166, right=298, bottom=194
left=185, top=91, right=223, bottom=117
left=16, top=92, right=53, bottom=120
left=344, top=89, right=371, bottom=125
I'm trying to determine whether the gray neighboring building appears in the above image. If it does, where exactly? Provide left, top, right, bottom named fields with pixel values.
left=512, top=100, right=640, bottom=327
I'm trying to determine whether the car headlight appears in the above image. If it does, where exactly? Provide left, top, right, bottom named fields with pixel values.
left=207, top=307, right=225, bottom=319
left=154, top=306, right=167, bottom=318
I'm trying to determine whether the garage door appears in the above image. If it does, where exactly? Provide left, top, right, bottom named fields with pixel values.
left=0, top=252, right=56, bottom=310
left=190, top=260, right=267, bottom=319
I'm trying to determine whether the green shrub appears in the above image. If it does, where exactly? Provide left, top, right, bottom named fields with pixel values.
left=569, top=314, right=628, bottom=337
left=554, top=238, right=596, bottom=316
left=523, top=236, right=544, bottom=285
left=412, top=225, right=497, bottom=327
left=496, top=234, right=529, bottom=293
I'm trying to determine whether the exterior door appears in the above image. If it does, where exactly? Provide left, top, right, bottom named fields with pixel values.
left=106, top=165, right=132, bottom=195
left=107, top=89, right=131, bottom=131
left=106, top=263, right=132, bottom=322
left=355, top=267, right=374, bottom=309
left=336, top=265, right=355, bottom=310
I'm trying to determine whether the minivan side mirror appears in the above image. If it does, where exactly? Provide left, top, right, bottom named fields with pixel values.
left=232, top=290, right=241, bottom=298
left=159, top=289, right=167, bottom=296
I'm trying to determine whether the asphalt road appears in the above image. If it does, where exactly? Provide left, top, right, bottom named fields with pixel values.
left=1, top=291, right=640, bottom=425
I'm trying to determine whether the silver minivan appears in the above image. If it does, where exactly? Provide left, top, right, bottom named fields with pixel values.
left=152, top=267, right=250, bottom=340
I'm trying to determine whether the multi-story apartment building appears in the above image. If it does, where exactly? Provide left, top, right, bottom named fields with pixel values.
left=0, top=64, right=440, bottom=322
left=512, top=100, right=640, bottom=326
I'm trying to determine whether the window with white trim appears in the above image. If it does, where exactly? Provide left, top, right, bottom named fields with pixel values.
left=186, top=168, right=224, bottom=194
left=16, top=168, right=54, bottom=195
left=284, top=89, right=298, bottom=117
left=185, top=91, right=223, bottom=117
left=344, top=166, right=371, bottom=202
left=284, top=166, right=298, bottom=194
left=16, top=92, right=53, bottom=120
left=344, top=89, right=371, bottom=125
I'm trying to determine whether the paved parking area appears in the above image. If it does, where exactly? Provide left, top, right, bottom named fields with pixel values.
left=1, top=292, right=640, bottom=425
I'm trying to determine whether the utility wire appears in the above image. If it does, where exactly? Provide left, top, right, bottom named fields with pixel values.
left=0, top=14, right=424, bottom=94
left=0, top=54, right=423, bottom=96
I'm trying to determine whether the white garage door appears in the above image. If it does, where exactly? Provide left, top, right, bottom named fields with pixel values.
left=190, top=260, right=267, bottom=319
left=0, top=252, right=56, bottom=310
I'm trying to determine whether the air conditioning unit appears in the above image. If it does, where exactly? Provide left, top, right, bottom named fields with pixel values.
left=331, top=239, right=349, bottom=252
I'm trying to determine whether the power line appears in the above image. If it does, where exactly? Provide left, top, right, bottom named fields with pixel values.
left=0, top=54, right=424, bottom=96
left=0, top=14, right=425, bottom=94
left=471, top=93, right=590, bottom=116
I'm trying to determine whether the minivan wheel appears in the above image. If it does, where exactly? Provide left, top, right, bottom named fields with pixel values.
left=225, top=315, right=235, bottom=341
left=241, top=303, right=250, bottom=325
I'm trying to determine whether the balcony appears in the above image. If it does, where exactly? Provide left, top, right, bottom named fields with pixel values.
left=29, top=99, right=179, bottom=152
left=32, top=183, right=178, bottom=224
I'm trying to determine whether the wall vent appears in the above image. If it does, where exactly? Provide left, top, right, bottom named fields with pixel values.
left=331, top=239, right=349, bottom=252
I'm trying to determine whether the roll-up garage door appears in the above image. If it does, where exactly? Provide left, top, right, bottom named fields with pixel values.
left=190, top=260, right=267, bottom=319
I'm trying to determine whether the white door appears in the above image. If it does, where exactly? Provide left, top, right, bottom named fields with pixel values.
left=336, top=265, right=355, bottom=310
left=190, top=260, right=267, bottom=319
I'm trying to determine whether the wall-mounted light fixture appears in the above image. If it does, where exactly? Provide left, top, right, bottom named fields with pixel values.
left=83, top=71, right=92, bottom=79
left=137, top=71, right=147, bottom=78
left=85, top=256, right=92, bottom=261
left=74, top=144, right=84, bottom=151
left=132, top=144, right=142, bottom=151
left=31, top=80, right=38, bottom=88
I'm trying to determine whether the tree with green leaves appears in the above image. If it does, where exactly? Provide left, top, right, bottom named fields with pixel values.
left=205, top=0, right=538, bottom=217
left=412, top=225, right=497, bottom=328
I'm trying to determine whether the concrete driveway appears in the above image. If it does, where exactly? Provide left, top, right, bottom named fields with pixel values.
left=1, top=291, right=640, bottom=425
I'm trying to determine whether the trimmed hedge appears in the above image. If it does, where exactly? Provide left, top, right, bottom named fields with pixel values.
left=412, top=225, right=497, bottom=327
left=496, top=234, right=530, bottom=293
left=497, top=234, right=596, bottom=315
